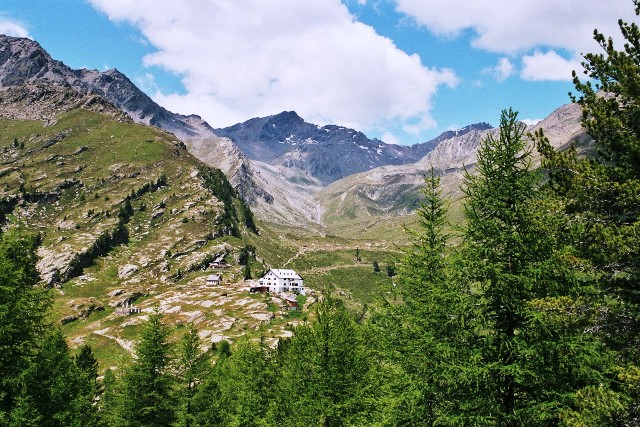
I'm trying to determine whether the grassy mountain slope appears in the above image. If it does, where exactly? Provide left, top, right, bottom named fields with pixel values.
left=0, top=105, right=310, bottom=367
left=1, top=98, right=399, bottom=368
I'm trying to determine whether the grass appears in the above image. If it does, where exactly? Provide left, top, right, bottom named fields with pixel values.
left=1, top=107, right=439, bottom=370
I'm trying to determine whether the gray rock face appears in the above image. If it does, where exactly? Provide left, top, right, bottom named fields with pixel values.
left=0, top=35, right=211, bottom=139
left=214, top=111, right=489, bottom=185
left=215, top=111, right=491, bottom=186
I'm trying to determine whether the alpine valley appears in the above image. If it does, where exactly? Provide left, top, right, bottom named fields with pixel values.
left=0, top=34, right=591, bottom=366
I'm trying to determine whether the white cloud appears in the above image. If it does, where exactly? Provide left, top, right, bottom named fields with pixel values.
left=520, top=50, right=582, bottom=82
left=87, top=0, right=458, bottom=134
left=521, top=118, right=542, bottom=127
left=394, top=0, right=635, bottom=54
left=483, top=57, right=514, bottom=81
left=0, top=18, right=30, bottom=38
left=382, top=131, right=400, bottom=145
left=394, top=0, right=636, bottom=82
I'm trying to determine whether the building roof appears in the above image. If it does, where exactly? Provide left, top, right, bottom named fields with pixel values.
left=206, top=274, right=221, bottom=281
left=267, top=269, right=303, bottom=280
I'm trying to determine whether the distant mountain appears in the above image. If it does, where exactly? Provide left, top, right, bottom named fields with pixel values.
left=0, top=34, right=589, bottom=234
left=315, top=102, right=591, bottom=236
left=0, top=34, right=215, bottom=139
left=0, top=34, right=273, bottom=206
left=215, top=112, right=494, bottom=186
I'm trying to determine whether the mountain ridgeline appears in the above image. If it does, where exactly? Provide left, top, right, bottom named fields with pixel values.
left=0, top=34, right=589, bottom=234
left=215, top=111, right=491, bottom=185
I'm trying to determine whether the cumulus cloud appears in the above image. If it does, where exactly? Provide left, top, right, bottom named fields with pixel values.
left=394, top=0, right=635, bottom=54
left=521, top=118, right=542, bottom=127
left=483, top=57, right=514, bottom=81
left=382, top=131, right=400, bottom=145
left=0, top=18, right=30, bottom=38
left=87, top=0, right=458, bottom=134
left=394, top=0, right=636, bottom=81
left=521, top=50, right=582, bottom=82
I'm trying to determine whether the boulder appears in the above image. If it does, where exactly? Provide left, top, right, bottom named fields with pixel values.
left=118, top=264, right=138, bottom=278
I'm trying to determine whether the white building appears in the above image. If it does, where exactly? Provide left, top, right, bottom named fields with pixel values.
left=258, top=269, right=305, bottom=295
left=205, top=274, right=222, bottom=286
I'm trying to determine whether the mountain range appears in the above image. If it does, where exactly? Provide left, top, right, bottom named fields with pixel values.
left=0, top=33, right=594, bottom=360
left=0, top=34, right=590, bottom=233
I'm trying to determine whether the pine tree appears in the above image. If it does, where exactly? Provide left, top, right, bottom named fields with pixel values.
left=174, top=324, right=210, bottom=427
left=462, top=109, right=611, bottom=424
left=0, top=232, right=50, bottom=419
left=391, top=168, right=476, bottom=425
left=119, top=310, right=176, bottom=427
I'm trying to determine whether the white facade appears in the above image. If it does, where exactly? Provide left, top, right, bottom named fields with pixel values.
left=258, top=269, right=305, bottom=294
left=205, top=274, right=222, bottom=286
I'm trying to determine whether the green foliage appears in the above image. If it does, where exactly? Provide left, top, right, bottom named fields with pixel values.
left=0, top=232, right=50, bottom=419
left=117, top=310, right=176, bottom=427
left=534, top=1, right=640, bottom=367
left=391, top=169, right=476, bottom=425
left=460, top=109, right=612, bottom=424
left=385, top=261, right=395, bottom=277
left=193, top=340, right=270, bottom=426
left=238, top=244, right=255, bottom=266
left=174, top=324, right=211, bottom=427
left=268, top=295, right=382, bottom=426
left=72, top=344, right=101, bottom=427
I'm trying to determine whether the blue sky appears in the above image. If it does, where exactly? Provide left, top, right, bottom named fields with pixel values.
left=1, top=0, right=636, bottom=145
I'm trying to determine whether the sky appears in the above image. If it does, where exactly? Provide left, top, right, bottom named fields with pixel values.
left=0, top=0, right=637, bottom=145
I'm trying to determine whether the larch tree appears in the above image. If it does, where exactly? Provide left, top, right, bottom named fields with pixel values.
left=174, top=324, right=210, bottom=427
left=0, top=232, right=50, bottom=422
left=532, top=2, right=640, bottom=421
left=535, top=0, right=640, bottom=360
left=268, top=295, right=379, bottom=427
left=119, top=310, right=176, bottom=427
left=462, top=109, right=611, bottom=425
left=391, top=168, right=477, bottom=425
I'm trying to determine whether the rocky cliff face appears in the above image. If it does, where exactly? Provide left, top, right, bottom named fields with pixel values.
left=0, top=35, right=215, bottom=139
left=215, top=112, right=494, bottom=186
left=0, top=82, right=132, bottom=123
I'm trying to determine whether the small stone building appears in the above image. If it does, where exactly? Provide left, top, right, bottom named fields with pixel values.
left=205, top=274, right=222, bottom=286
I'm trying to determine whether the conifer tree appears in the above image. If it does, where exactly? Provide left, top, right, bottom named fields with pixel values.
left=119, top=310, right=176, bottom=427
left=21, top=329, right=84, bottom=427
left=391, top=168, right=475, bottom=425
left=174, top=324, right=210, bottom=427
left=0, top=232, right=50, bottom=420
left=194, top=339, right=270, bottom=426
left=72, top=344, right=101, bottom=427
left=462, top=109, right=611, bottom=424
left=268, top=295, right=378, bottom=426
left=535, top=1, right=640, bottom=363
